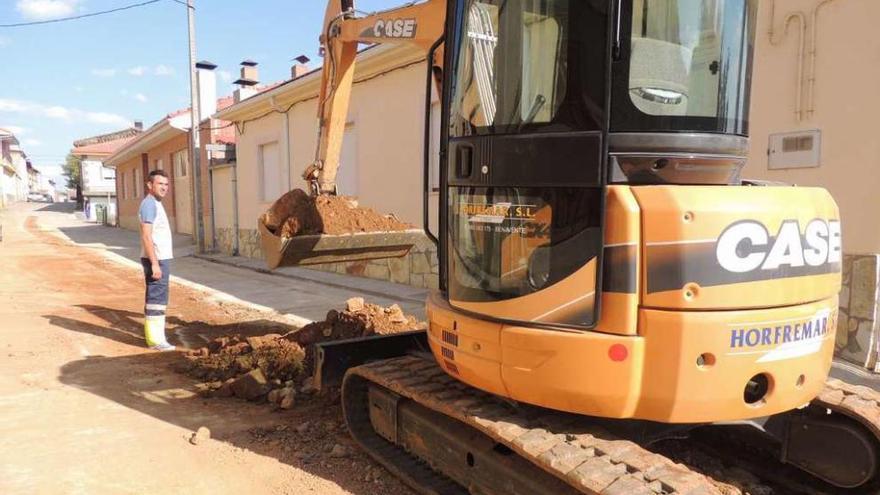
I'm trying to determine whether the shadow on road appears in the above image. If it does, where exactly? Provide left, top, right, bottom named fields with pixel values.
left=58, top=224, right=194, bottom=264
left=37, top=202, right=77, bottom=213
left=45, top=304, right=298, bottom=350
left=50, top=306, right=394, bottom=495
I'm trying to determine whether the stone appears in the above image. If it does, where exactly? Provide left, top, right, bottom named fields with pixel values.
left=234, top=355, right=254, bottom=371
left=330, top=444, right=349, bottom=458
left=198, top=347, right=209, bottom=357
left=409, top=274, right=425, bottom=288
left=389, top=256, right=410, bottom=284
left=189, top=426, right=210, bottom=445
left=207, top=381, right=223, bottom=390
left=267, top=389, right=283, bottom=405
left=386, top=304, right=407, bottom=324
left=346, top=297, right=365, bottom=312
left=839, top=285, right=851, bottom=310
left=214, top=378, right=235, bottom=398
left=346, top=262, right=367, bottom=276
left=279, top=387, right=296, bottom=409
left=246, top=334, right=282, bottom=350
left=300, top=376, right=318, bottom=395
left=411, top=252, right=432, bottom=275
left=295, top=421, right=311, bottom=434
left=231, top=369, right=270, bottom=401
left=835, top=313, right=850, bottom=350
left=364, top=263, right=390, bottom=280
left=426, top=275, right=440, bottom=290
left=850, top=256, right=879, bottom=319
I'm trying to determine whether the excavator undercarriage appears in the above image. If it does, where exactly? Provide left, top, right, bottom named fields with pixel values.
left=339, top=353, right=880, bottom=495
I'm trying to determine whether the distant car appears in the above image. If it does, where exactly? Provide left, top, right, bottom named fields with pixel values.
left=27, top=192, right=44, bottom=202
left=42, top=194, right=54, bottom=203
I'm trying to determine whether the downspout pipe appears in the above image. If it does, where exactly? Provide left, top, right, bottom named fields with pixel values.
left=808, top=0, right=841, bottom=118
left=232, top=161, right=240, bottom=256
left=270, top=96, right=293, bottom=191
left=767, top=1, right=807, bottom=121
left=208, top=161, right=217, bottom=251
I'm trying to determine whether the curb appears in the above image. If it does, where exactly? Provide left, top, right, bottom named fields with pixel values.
left=193, top=253, right=427, bottom=305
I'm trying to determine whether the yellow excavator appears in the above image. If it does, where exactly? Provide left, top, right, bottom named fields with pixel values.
left=265, top=0, right=880, bottom=492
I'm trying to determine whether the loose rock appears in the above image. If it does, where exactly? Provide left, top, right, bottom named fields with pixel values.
left=231, top=368, right=269, bottom=401
left=279, top=387, right=295, bottom=409
left=189, top=426, right=211, bottom=445
left=330, top=444, right=350, bottom=458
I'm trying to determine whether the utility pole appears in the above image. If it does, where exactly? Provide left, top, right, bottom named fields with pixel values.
left=186, top=0, right=205, bottom=252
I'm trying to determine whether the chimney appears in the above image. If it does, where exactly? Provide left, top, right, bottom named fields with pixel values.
left=196, top=60, right=218, bottom=119
left=233, top=60, right=259, bottom=103
left=133, top=121, right=143, bottom=131
left=291, top=55, right=311, bottom=80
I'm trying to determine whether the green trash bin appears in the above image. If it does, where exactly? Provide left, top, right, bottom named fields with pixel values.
left=95, top=204, right=107, bottom=225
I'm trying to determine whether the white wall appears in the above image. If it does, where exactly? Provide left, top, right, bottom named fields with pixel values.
left=82, top=159, right=116, bottom=195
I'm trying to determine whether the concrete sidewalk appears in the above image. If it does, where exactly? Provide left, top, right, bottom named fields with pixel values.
left=40, top=205, right=427, bottom=323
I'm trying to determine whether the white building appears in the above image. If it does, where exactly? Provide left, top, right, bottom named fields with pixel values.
left=71, top=125, right=142, bottom=223
left=0, top=128, right=28, bottom=207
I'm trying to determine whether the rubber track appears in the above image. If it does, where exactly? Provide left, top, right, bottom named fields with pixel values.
left=348, top=355, right=727, bottom=495
left=815, top=377, right=880, bottom=455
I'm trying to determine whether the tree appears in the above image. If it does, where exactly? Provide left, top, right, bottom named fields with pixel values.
left=62, top=153, right=83, bottom=208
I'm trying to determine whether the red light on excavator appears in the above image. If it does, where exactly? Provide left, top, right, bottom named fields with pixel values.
left=608, top=344, right=628, bottom=362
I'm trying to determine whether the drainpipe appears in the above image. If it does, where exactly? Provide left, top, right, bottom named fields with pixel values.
left=270, top=96, right=293, bottom=191
left=208, top=162, right=217, bottom=251
left=807, top=0, right=841, bottom=118
left=767, top=1, right=807, bottom=121
left=231, top=162, right=239, bottom=256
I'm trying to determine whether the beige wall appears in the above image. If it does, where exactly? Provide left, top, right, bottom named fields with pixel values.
left=211, top=166, right=235, bottom=230
left=746, top=0, right=880, bottom=254
left=235, top=61, right=431, bottom=231
left=115, top=133, right=189, bottom=233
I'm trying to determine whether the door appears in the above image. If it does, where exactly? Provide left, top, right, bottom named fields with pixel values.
left=443, top=0, right=608, bottom=328
left=173, top=149, right=193, bottom=235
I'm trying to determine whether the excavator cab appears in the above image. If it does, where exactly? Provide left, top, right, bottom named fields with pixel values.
left=442, top=0, right=755, bottom=328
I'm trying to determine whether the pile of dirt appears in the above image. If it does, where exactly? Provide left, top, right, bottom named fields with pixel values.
left=181, top=298, right=425, bottom=406
left=262, top=188, right=411, bottom=238
left=289, top=297, right=425, bottom=347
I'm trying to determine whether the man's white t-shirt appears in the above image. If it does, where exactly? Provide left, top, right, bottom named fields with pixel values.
left=139, top=195, right=173, bottom=260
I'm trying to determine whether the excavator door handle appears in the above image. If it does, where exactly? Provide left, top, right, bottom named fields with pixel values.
left=456, top=145, right=474, bottom=179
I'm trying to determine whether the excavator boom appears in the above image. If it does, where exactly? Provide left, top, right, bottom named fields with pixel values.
left=306, top=0, right=446, bottom=196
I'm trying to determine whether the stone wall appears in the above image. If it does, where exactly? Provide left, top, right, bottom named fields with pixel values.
left=213, top=227, right=235, bottom=256
left=234, top=227, right=439, bottom=289
left=836, top=254, right=880, bottom=372
left=305, top=234, right=439, bottom=289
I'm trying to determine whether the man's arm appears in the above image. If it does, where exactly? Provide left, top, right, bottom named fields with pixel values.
left=139, top=199, right=162, bottom=280
left=140, top=222, right=161, bottom=280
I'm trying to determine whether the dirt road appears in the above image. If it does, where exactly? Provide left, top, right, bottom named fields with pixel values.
left=0, top=202, right=414, bottom=495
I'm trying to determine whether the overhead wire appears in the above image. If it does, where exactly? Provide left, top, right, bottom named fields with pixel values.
left=0, top=0, right=168, bottom=28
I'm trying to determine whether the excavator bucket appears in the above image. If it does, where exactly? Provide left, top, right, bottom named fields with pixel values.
left=258, top=216, right=424, bottom=269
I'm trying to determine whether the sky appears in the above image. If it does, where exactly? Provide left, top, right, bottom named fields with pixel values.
left=0, top=0, right=400, bottom=183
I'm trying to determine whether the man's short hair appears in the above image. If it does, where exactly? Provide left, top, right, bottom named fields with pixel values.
left=148, top=169, right=168, bottom=182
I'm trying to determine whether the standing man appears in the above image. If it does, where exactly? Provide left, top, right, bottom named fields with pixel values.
left=139, top=169, right=175, bottom=351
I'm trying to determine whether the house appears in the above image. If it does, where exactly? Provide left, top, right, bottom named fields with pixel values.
left=212, top=44, right=440, bottom=289
left=0, top=128, right=29, bottom=207
left=71, top=125, right=143, bottom=223
left=26, top=162, right=39, bottom=194
left=105, top=61, right=256, bottom=246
